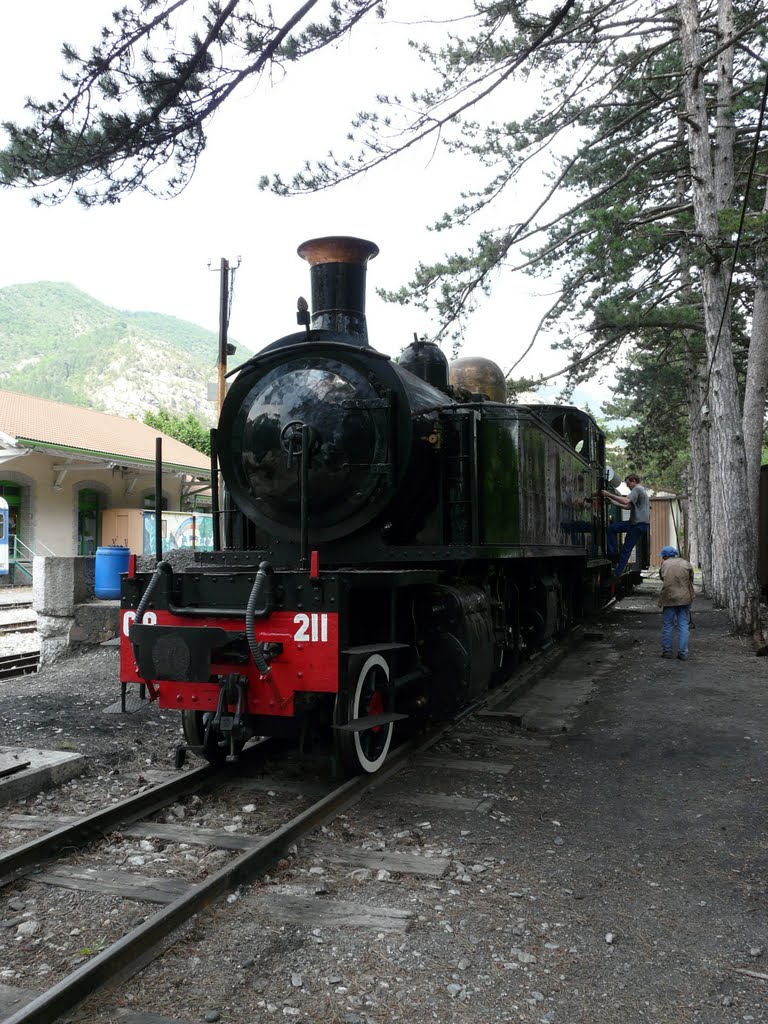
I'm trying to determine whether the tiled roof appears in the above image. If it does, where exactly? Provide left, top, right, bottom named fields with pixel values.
left=0, top=390, right=210, bottom=475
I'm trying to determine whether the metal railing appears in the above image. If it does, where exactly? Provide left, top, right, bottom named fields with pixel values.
left=9, top=536, right=56, bottom=583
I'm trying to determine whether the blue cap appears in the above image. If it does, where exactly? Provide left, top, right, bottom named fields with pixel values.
left=659, top=546, right=678, bottom=558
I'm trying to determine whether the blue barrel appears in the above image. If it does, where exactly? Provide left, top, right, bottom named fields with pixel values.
left=95, top=545, right=130, bottom=599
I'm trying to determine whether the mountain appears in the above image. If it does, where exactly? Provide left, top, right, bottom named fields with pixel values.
left=0, top=282, right=253, bottom=422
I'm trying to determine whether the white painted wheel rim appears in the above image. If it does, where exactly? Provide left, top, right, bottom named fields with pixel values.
left=352, top=653, right=393, bottom=773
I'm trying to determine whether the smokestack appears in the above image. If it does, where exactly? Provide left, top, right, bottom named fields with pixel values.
left=297, top=236, right=379, bottom=344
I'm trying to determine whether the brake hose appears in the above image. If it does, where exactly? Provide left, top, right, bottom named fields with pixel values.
left=134, top=559, right=172, bottom=623
left=133, top=558, right=274, bottom=677
left=245, top=561, right=274, bottom=676
left=131, top=559, right=173, bottom=674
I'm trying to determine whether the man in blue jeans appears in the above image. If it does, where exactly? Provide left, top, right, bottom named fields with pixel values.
left=658, top=545, right=695, bottom=660
left=600, top=473, right=650, bottom=577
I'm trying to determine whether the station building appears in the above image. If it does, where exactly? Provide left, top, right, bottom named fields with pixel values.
left=0, top=389, right=211, bottom=584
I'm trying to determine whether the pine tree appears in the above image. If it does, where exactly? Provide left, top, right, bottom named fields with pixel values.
left=0, top=0, right=385, bottom=205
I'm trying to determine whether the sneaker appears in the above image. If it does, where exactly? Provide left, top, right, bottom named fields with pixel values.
left=677, top=652, right=688, bottom=661
left=661, top=650, right=673, bottom=659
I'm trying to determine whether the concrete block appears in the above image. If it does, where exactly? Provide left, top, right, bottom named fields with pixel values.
left=34, top=572, right=120, bottom=659
left=35, top=612, right=74, bottom=639
left=0, top=746, right=84, bottom=805
left=33, top=557, right=75, bottom=617
left=70, top=601, right=119, bottom=646
left=33, top=556, right=95, bottom=615
left=73, top=556, right=96, bottom=603
left=39, top=635, right=70, bottom=665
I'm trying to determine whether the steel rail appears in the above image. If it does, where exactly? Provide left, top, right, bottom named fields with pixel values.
left=0, top=764, right=215, bottom=888
left=0, top=727, right=434, bottom=1024
left=0, top=622, right=37, bottom=634
left=0, top=629, right=576, bottom=892
left=0, top=652, right=39, bottom=680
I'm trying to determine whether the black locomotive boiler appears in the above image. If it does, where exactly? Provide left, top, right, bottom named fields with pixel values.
left=120, top=236, right=635, bottom=773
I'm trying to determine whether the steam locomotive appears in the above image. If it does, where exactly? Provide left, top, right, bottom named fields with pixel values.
left=120, top=236, right=640, bottom=774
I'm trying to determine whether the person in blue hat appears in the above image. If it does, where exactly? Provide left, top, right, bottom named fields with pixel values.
left=658, top=546, right=695, bottom=660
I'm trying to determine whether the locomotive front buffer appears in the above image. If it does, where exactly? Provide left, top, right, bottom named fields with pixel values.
left=128, top=619, right=284, bottom=767
left=121, top=557, right=407, bottom=771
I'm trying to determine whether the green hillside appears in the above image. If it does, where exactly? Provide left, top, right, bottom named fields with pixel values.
left=127, top=309, right=242, bottom=364
left=0, top=282, right=252, bottom=417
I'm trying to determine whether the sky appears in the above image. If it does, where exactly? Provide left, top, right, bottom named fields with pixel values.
left=0, top=1, right=616, bottom=413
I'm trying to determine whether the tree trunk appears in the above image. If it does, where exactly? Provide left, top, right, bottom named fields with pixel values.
left=675, top=112, right=711, bottom=588
left=706, top=396, right=729, bottom=609
left=678, top=0, right=761, bottom=636
left=742, top=194, right=768, bottom=644
left=685, top=362, right=711, bottom=585
left=682, top=487, right=694, bottom=564
left=742, top=189, right=768, bottom=524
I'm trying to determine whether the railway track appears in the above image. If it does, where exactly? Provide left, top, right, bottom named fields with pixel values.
left=0, top=651, right=39, bottom=680
left=0, top=731, right=448, bottom=1024
left=0, top=620, right=37, bottom=636
left=0, top=635, right=587, bottom=1024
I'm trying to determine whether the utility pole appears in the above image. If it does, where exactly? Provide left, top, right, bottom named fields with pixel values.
left=217, top=257, right=229, bottom=414
left=208, top=257, right=241, bottom=539
left=209, top=256, right=241, bottom=414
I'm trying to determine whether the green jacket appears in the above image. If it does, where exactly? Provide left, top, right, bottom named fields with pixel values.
left=659, top=557, right=694, bottom=607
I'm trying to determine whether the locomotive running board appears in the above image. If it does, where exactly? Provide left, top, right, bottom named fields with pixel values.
left=334, top=712, right=408, bottom=732
left=340, top=642, right=410, bottom=655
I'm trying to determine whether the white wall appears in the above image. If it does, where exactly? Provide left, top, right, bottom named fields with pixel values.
left=1, top=450, right=188, bottom=557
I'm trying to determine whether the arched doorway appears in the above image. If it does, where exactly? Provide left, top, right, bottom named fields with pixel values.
left=78, top=488, right=101, bottom=555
